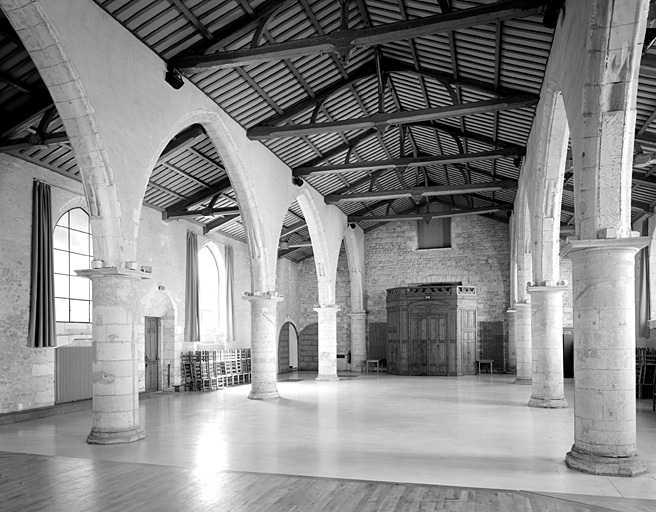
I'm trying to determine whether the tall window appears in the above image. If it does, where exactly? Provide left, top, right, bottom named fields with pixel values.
left=53, top=208, right=92, bottom=322
left=198, top=246, right=220, bottom=341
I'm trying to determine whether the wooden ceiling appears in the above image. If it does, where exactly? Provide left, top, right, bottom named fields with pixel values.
left=1, top=1, right=656, bottom=261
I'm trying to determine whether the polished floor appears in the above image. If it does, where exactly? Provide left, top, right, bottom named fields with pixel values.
left=0, top=373, right=655, bottom=511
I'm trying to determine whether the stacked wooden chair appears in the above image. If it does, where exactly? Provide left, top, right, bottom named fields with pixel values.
left=182, top=349, right=252, bottom=392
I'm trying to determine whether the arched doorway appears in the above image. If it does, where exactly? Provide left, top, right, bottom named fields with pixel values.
left=297, top=323, right=319, bottom=371
left=277, top=322, right=299, bottom=374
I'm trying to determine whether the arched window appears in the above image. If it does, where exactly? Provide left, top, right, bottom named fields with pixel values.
left=198, top=245, right=220, bottom=341
left=53, top=208, right=92, bottom=322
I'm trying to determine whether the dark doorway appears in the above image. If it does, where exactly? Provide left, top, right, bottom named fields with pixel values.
left=145, top=316, right=160, bottom=391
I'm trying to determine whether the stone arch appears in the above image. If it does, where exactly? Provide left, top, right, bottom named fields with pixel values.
left=2, top=0, right=125, bottom=265
left=295, top=187, right=339, bottom=306
left=144, top=112, right=279, bottom=294
left=528, top=85, right=570, bottom=286
left=343, top=224, right=365, bottom=312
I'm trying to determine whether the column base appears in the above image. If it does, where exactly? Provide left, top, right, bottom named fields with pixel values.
left=87, top=426, right=145, bottom=445
left=528, top=396, right=568, bottom=408
left=315, top=374, right=340, bottom=382
left=247, top=390, right=280, bottom=400
left=565, top=445, right=647, bottom=477
left=514, top=377, right=532, bottom=385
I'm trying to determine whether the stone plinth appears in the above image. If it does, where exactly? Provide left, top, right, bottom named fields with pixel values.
left=314, top=305, right=340, bottom=381
left=77, top=268, right=149, bottom=444
left=563, top=238, right=648, bottom=476
left=527, top=285, right=567, bottom=408
left=349, top=311, right=367, bottom=372
left=243, top=292, right=284, bottom=400
left=514, top=303, right=532, bottom=385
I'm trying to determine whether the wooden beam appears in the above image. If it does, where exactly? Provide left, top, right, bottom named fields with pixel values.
left=169, top=0, right=213, bottom=40
left=295, top=148, right=522, bottom=177
left=182, top=0, right=296, bottom=57
left=171, top=0, right=547, bottom=71
left=280, top=221, right=308, bottom=238
left=166, top=207, right=240, bottom=219
left=0, top=96, right=54, bottom=138
left=349, top=205, right=510, bottom=222
left=249, top=95, right=538, bottom=140
left=326, top=180, right=517, bottom=204
left=159, top=125, right=206, bottom=161
left=163, top=176, right=232, bottom=217
left=0, top=131, right=68, bottom=152
left=203, top=213, right=240, bottom=235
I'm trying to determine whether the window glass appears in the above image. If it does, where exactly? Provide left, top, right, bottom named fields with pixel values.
left=198, top=246, right=220, bottom=341
left=54, top=208, right=92, bottom=323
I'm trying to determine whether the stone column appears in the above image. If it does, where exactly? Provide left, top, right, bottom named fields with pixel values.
left=243, top=292, right=283, bottom=400
left=349, top=311, right=367, bottom=372
left=314, top=305, right=340, bottom=381
left=527, top=285, right=567, bottom=408
left=514, top=302, right=532, bottom=385
left=77, top=268, right=147, bottom=445
left=506, top=309, right=517, bottom=374
left=564, top=239, right=647, bottom=476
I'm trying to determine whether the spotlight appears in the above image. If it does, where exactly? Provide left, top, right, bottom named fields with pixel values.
left=280, top=241, right=289, bottom=250
left=165, top=67, right=184, bottom=90
left=349, top=223, right=357, bottom=229
left=513, top=156, right=523, bottom=168
left=292, top=176, right=304, bottom=187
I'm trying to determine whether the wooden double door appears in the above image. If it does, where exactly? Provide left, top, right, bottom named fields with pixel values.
left=408, top=305, right=452, bottom=376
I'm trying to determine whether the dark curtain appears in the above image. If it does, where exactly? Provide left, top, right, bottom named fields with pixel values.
left=225, top=244, right=235, bottom=343
left=184, top=231, right=200, bottom=341
left=638, top=220, right=650, bottom=339
left=28, top=181, right=56, bottom=347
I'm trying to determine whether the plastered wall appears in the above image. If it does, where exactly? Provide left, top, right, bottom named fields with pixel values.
left=0, top=153, right=254, bottom=411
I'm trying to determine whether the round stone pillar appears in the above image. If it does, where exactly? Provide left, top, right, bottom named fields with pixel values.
left=564, top=240, right=647, bottom=476
left=349, top=311, right=367, bottom=372
left=314, top=305, right=340, bottom=381
left=514, top=302, right=532, bottom=385
left=506, top=309, right=517, bottom=374
left=243, top=292, right=284, bottom=400
left=527, top=285, right=567, bottom=408
left=77, top=268, right=146, bottom=445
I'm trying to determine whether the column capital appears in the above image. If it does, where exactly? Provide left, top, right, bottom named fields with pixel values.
left=514, top=301, right=531, bottom=311
left=242, top=291, right=284, bottom=303
left=76, top=267, right=151, bottom=280
left=527, top=284, right=567, bottom=294
left=313, top=304, right=341, bottom=313
left=348, top=310, right=367, bottom=318
left=507, top=309, right=516, bottom=314
left=561, top=236, right=649, bottom=259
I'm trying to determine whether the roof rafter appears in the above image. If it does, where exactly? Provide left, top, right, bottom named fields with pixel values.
left=294, top=147, right=524, bottom=177
left=249, top=94, right=538, bottom=140
left=170, top=0, right=548, bottom=72
left=326, top=180, right=518, bottom=204
left=348, top=205, right=511, bottom=222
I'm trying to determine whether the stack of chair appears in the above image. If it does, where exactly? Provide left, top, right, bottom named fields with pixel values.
left=182, top=348, right=253, bottom=391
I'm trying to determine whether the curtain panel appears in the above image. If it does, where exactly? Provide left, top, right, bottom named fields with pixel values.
left=184, top=231, right=200, bottom=341
left=638, top=220, right=650, bottom=339
left=28, top=181, right=56, bottom=347
left=225, top=244, right=235, bottom=343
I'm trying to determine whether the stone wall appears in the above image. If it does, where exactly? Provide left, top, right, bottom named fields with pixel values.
left=294, top=215, right=511, bottom=371
left=297, top=243, right=351, bottom=370
left=365, top=216, right=511, bottom=324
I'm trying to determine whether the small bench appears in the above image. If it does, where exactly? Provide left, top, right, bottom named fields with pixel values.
left=476, top=359, right=494, bottom=374
left=366, top=359, right=382, bottom=373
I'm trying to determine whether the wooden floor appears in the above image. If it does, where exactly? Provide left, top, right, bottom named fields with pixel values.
left=1, top=451, right=654, bottom=512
